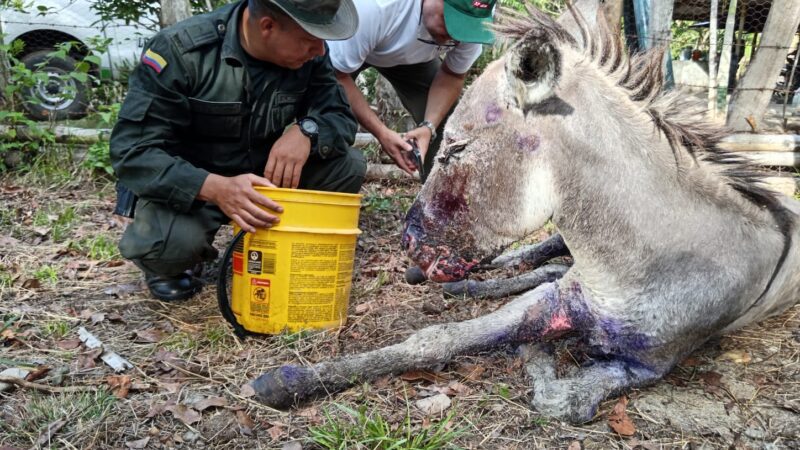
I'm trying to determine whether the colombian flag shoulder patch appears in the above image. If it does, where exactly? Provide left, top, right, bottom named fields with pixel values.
left=141, top=48, right=168, bottom=74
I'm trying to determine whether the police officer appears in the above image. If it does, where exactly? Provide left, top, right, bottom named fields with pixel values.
left=110, top=0, right=363, bottom=301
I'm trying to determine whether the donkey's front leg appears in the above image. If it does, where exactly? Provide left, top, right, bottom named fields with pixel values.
left=523, top=345, right=667, bottom=424
left=251, top=282, right=565, bottom=408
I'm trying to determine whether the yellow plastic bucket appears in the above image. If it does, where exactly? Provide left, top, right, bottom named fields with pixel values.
left=229, top=187, right=362, bottom=334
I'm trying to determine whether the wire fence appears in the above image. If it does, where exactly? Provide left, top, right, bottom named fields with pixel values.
left=625, top=0, right=799, bottom=129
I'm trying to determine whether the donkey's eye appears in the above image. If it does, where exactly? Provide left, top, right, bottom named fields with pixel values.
left=438, top=139, right=470, bottom=164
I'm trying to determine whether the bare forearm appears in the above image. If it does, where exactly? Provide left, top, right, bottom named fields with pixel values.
left=423, top=67, right=467, bottom=128
left=335, top=71, right=390, bottom=138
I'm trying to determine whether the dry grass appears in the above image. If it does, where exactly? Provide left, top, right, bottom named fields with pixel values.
left=1, top=173, right=799, bottom=449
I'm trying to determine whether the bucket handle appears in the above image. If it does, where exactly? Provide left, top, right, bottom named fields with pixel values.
left=217, top=229, right=252, bottom=339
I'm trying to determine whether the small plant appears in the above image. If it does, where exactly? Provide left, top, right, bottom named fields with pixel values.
left=0, top=268, right=13, bottom=288
left=33, top=265, right=58, bottom=284
left=82, top=140, right=114, bottom=177
left=69, top=235, right=120, bottom=261
left=530, top=416, right=549, bottom=427
left=276, top=329, right=313, bottom=348
left=42, top=320, right=70, bottom=339
left=5, top=389, right=116, bottom=441
left=309, top=404, right=465, bottom=450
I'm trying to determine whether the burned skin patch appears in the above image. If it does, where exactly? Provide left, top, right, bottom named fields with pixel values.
left=516, top=133, right=541, bottom=153
left=485, top=103, right=503, bottom=124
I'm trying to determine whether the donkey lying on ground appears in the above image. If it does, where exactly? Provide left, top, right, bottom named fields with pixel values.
left=250, top=5, right=800, bottom=423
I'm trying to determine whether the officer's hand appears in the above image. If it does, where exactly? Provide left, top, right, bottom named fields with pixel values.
left=265, top=125, right=310, bottom=189
left=405, top=126, right=433, bottom=162
left=198, top=173, right=283, bottom=234
left=377, top=128, right=416, bottom=175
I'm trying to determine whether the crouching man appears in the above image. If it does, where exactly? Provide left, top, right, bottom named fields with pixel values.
left=110, top=0, right=364, bottom=301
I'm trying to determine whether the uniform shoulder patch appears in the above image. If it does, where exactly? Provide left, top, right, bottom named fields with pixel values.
left=141, top=48, right=168, bottom=74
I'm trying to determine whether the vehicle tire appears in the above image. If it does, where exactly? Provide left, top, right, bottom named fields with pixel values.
left=20, top=49, right=89, bottom=121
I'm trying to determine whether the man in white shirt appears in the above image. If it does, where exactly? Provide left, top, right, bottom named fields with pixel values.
left=328, top=0, right=496, bottom=181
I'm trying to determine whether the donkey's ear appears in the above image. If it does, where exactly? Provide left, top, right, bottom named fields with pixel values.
left=505, top=32, right=561, bottom=108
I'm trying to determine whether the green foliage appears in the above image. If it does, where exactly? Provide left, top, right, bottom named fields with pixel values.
left=3, top=390, right=116, bottom=441
left=0, top=267, right=13, bottom=289
left=42, top=320, right=71, bottom=339
left=83, top=141, right=114, bottom=177
left=364, top=192, right=415, bottom=214
left=33, top=265, right=58, bottom=284
left=309, top=404, right=465, bottom=450
left=68, top=235, right=120, bottom=261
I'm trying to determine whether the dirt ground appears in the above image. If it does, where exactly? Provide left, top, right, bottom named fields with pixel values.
left=1, top=174, right=799, bottom=449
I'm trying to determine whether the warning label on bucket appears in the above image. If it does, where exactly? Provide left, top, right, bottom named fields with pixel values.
left=250, top=278, right=270, bottom=318
left=247, top=250, right=262, bottom=274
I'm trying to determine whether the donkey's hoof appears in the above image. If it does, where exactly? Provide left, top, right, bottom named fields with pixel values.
left=405, top=266, right=427, bottom=285
left=531, top=384, right=599, bottom=424
left=251, top=365, right=313, bottom=409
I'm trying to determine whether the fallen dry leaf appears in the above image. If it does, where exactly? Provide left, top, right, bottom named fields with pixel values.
left=25, top=366, right=51, bottom=382
left=1, top=329, right=16, bottom=342
left=21, top=278, right=41, bottom=289
left=607, top=396, right=636, bottom=437
left=125, top=437, right=150, bottom=449
left=35, top=418, right=67, bottom=446
left=90, top=313, right=106, bottom=325
left=133, top=329, right=165, bottom=344
left=679, top=356, right=702, bottom=367
left=107, top=375, right=132, bottom=399
left=165, top=404, right=201, bottom=426
left=415, top=393, right=452, bottom=416
left=698, top=370, right=724, bottom=395
left=267, top=424, right=287, bottom=441
left=282, top=441, right=303, bottom=450
left=240, top=383, right=256, bottom=397
left=193, top=396, right=228, bottom=412
left=146, top=401, right=167, bottom=418
left=400, top=369, right=444, bottom=383
left=455, top=364, right=485, bottom=381
left=718, top=350, right=751, bottom=365
left=236, top=410, right=255, bottom=436
left=567, top=441, right=582, bottom=450
left=56, top=338, right=82, bottom=350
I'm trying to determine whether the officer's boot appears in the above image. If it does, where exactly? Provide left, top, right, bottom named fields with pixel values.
left=143, top=263, right=204, bottom=301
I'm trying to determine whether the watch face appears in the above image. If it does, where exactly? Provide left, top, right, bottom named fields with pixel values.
left=301, top=119, right=318, bottom=134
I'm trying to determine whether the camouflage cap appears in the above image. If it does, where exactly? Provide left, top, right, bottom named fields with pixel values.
left=267, top=0, right=358, bottom=40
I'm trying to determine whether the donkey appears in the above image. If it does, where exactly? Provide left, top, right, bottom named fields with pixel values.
left=250, top=5, right=800, bottom=423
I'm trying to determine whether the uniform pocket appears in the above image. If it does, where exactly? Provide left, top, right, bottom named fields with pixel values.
left=268, top=90, right=305, bottom=131
left=188, top=98, right=243, bottom=139
left=119, top=90, right=154, bottom=122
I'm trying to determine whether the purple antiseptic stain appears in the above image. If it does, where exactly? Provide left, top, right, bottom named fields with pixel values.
left=485, top=103, right=503, bottom=123
left=279, top=365, right=309, bottom=384
left=516, top=133, right=541, bottom=153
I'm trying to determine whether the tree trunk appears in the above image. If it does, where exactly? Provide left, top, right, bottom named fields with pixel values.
left=715, top=0, right=738, bottom=119
left=632, top=0, right=675, bottom=87
left=160, top=0, right=193, bottom=28
left=601, top=0, right=623, bottom=32
left=726, top=0, right=800, bottom=131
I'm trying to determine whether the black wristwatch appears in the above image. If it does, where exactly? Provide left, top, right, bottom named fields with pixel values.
left=297, top=117, right=319, bottom=153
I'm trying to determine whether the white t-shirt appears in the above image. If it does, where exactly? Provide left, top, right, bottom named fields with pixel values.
left=328, top=0, right=483, bottom=75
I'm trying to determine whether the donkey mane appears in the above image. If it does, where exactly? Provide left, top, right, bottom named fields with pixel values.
left=494, top=4, right=787, bottom=216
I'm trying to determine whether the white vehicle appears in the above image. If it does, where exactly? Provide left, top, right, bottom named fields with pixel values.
left=1, top=0, right=156, bottom=120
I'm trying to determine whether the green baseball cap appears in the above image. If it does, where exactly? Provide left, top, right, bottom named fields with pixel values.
left=268, top=0, right=359, bottom=40
left=443, top=0, right=497, bottom=44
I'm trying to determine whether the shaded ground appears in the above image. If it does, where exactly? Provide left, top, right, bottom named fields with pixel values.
left=1, top=174, right=798, bottom=449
